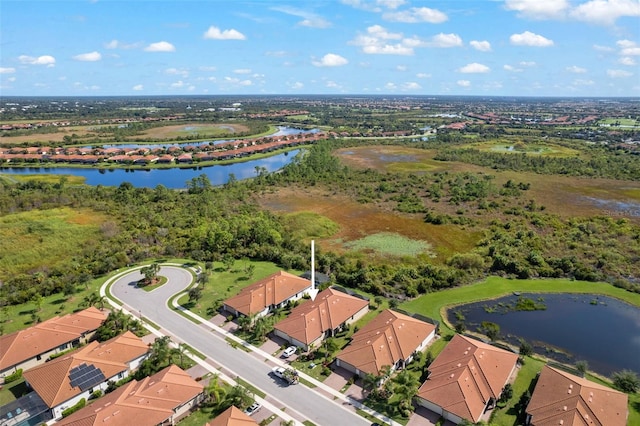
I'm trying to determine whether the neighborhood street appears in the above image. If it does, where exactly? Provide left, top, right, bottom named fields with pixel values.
left=109, top=266, right=372, bottom=426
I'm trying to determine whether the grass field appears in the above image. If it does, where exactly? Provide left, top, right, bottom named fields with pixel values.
left=176, top=260, right=302, bottom=317
left=467, top=140, right=581, bottom=157
left=0, top=207, right=107, bottom=277
left=258, top=187, right=481, bottom=261
left=344, top=232, right=433, bottom=257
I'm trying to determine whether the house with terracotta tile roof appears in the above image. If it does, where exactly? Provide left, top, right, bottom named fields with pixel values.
left=223, top=271, right=313, bottom=318
left=525, top=365, right=628, bottom=426
left=205, top=405, right=258, bottom=426
left=273, top=287, right=369, bottom=351
left=415, top=334, right=519, bottom=425
left=0, top=307, right=106, bottom=380
left=335, top=309, right=436, bottom=379
left=55, top=364, right=204, bottom=426
left=23, top=331, right=149, bottom=420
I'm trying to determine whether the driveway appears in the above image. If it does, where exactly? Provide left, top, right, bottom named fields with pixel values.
left=109, top=266, right=371, bottom=426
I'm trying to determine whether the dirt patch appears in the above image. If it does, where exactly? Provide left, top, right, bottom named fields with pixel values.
left=257, top=187, right=479, bottom=260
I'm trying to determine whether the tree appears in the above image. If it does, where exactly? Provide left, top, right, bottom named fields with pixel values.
left=223, top=384, right=253, bottom=411
left=362, top=372, right=379, bottom=393
left=519, top=339, right=533, bottom=357
left=392, top=370, right=419, bottom=415
left=575, top=360, right=588, bottom=375
left=612, top=370, right=640, bottom=393
left=499, top=383, right=513, bottom=405
left=140, top=263, right=161, bottom=285
left=322, top=337, right=338, bottom=364
left=251, top=315, right=273, bottom=342
left=32, top=293, right=44, bottom=312
left=150, top=336, right=172, bottom=366
left=204, top=374, right=227, bottom=409
left=188, top=286, right=202, bottom=303
left=480, top=321, right=500, bottom=341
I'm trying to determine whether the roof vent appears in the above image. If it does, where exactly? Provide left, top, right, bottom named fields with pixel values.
left=450, top=373, right=455, bottom=378
left=563, top=406, right=567, bottom=411
left=457, top=363, right=462, bottom=368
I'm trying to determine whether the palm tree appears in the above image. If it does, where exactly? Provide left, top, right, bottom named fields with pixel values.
left=322, top=337, right=338, bottom=364
left=223, top=384, right=253, bottom=410
left=150, top=336, right=172, bottom=366
left=252, top=315, right=273, bottom=342
left=362, top=372, right=379, bottom=394
left=392, top=369, right=420, bottom=413
left=205, top=374, right=227, bottom=409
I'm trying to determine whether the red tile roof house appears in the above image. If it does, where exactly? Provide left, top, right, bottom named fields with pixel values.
left=273, top=287, right=369, bottom=351
left=223, top=271, right=313, bottom=319
left=525, top=365, right=628, bottom=426
left=335, top=309, right=437, bottom=379
left=55, top=365, right=204, bottom=426
left=22, top=331, right=149, bottom=420
left=206, top=405, right=258, bottom=426
left=415, top=334, right=519, bottom=425
left=0, top=307, right=106, bottom=381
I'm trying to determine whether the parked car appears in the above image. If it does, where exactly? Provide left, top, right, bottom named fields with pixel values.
left=244, top=402, right=261, bottom=415
left=282, top=346, right=297, bottom=358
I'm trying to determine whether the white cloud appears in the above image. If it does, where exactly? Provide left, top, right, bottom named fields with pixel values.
left=566, top=65, right=587, bottom=73
left=0, top=67, right=16, bottom=74
left=378, top=0, right=406, bottom=9
left=73, top=51, right=101, bottom=62
left=133, top=84, right=143, bottom=91
left=396, top=65, right=407, bottom=71
left=18, top=55, right=56, bottom=66
left=416, top=72, right=431, bottom=78
left=199, top=66, right=217, bottom=71
left=619, top=56, right=636, bottom=65
left=171, top=80, right=185, bottom=88
left=593, top=44, right=615, bottom=52
left=401, top=81, right=421, bottom=90
left=617, top=39, right=636, bottom=48
left=571, top=0, right=640, bottom=26
left=224, top=76, right=253, bottom=86
left=573, top=79, right=595, bottom=86
left=203, top=26, right=246, bottom=40
left=607, top=69, right=633, bottom=77
left=383, top=7, right=448, bottom=23
left=234, top=68, right=252, bottom=74
left=510, top=31, right=554, bottom=47
left=520, top=61, right=536, bottom=66
left=504, top=64, right=523, bottom=72
left=144, top=41, right=175, bottom=52
left=289, top=81, right=304, bottom=89
left=312, top=53, right=348, bottom=67
left=457, top=80, right=471, bottom=87
left=271, top=6, right=331, bottom=28
left=326, top=80, right=340, bottom=88
left=459, top=63, right=490, bottom=73
left=342, top=0, right=406, bottom=11
left=470, top=40, right=492, bottom=52
left=166, top=68, right=189, bottom=77
left=505, top=0, right=569, bottom=19
left=104, top=40, right=141, bottom=50
left=427, top=33, right=463, bottom=48
left=349, top=25, right=417, bottom=55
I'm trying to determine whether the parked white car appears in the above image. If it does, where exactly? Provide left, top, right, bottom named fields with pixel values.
left=282, top=346, right=297, bottom=358
left=244, top=402, right=261, bottom=415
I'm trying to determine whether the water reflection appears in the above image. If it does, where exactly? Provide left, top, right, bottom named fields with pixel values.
left=448, top=293, right=640, bottom=376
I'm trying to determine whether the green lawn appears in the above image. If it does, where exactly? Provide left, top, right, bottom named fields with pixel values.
left=177, top=260, right=301, bottom=318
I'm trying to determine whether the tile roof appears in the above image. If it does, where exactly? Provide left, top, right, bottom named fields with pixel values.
left=56, top=365, right=204, bottom=426
left=274, top=288, right=369, bottom=345
left=23, top=331, right=149, bottom=408
left=224, top=271, right=312, bottom=316
left=0, top=307, right=106, bottom=371
left=526, top=365, right=628, bottom=426
left=206, top=406, right=258, bottom=426
left=416, top=334, right=519, bottom=423
left=336, top=309, right=436, bottom=376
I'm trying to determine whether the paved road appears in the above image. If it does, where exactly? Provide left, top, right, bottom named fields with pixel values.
left=110, top=266, right=370, bottom=426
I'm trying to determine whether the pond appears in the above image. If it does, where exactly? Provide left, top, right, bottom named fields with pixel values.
left=447, top=293, right=640, bottom=377
left=0, top=150, right=299, bottom=189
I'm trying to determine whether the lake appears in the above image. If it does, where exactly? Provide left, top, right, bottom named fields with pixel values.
left=0, top=150, right=298, bottom=189
left=447, top=293, right=640, bottom=376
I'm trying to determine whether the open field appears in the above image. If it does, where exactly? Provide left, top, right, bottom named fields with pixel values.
left=137, top=123, right=249, bottom=139
left=0, top=207, right=107, bottom=277
left=258, top=187, right=480, bottom=261
left=0, top=122, right=253, bottom=145
left=334, top=145, right=640, bottom=223
left=465, top=140, right=582, bottom=157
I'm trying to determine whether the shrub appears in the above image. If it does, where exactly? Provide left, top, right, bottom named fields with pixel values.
left=612, top=370, right=640, bottom=393
left=89, top=389, right=103, bottom=400
left=61, top=398, right=86, bottom=418
left=4, top=369, right=23, bottom=384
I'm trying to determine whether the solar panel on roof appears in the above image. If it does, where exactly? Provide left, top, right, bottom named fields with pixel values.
left=69, top=363, right=106, bottom=391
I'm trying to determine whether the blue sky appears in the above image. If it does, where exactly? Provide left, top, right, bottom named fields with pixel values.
left=1, top=0, right=639, bottom=97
